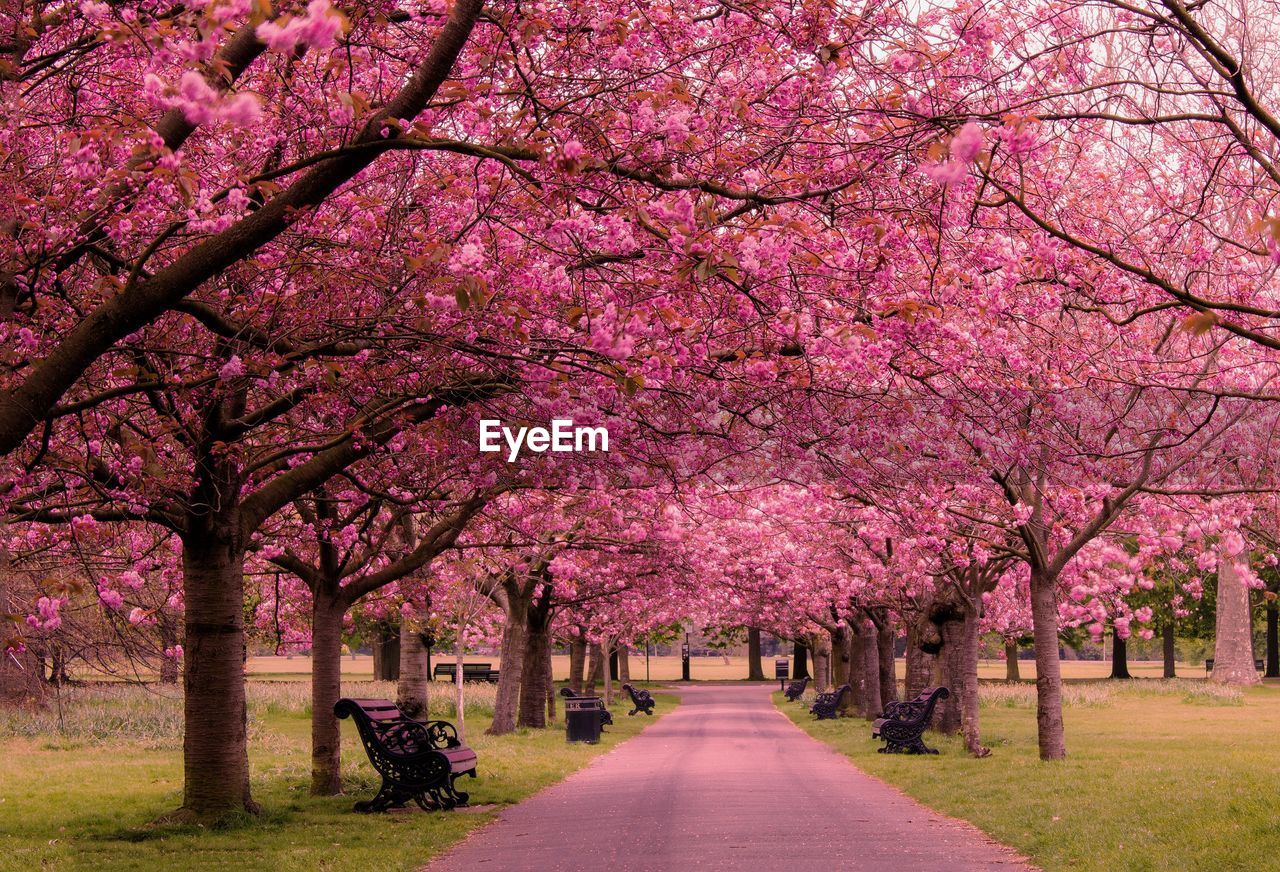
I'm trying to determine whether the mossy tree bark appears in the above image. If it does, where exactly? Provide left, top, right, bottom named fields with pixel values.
left=1211, top=557, right=1260, bottom=686
left=397, top=625, right=430, bottom=719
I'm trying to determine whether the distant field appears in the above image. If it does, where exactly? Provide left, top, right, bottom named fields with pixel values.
left=246, top=653, right=1210, bottom=682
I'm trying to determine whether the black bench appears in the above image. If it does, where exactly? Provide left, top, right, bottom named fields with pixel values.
left=1203, top=658, right=1265, bottom=673
left=559, top=687, right=613, bottom=727
left=432, top=662, right=500, bottom=682
left=622, top=683, right=656, bottom=715
left=809, top=684, right=851, bottom=719
left=872, top=686, right=950, bottom=754
left=783, top=676, right=810, bottom=701
left=335, top=697, right=477, bottom=812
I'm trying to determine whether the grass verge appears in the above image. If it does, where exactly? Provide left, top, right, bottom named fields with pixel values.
left=776, top=680, right=1280, bottom=872
left=0, top=682, right=674, bottom=872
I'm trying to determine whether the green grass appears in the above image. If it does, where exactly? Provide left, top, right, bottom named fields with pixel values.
left=0, top=682, right=674, bottom=872
left=777, top=681, right=1280, bottom=871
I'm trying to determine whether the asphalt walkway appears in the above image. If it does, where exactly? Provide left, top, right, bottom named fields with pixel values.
left=423, top=684, right=1032, bottom=871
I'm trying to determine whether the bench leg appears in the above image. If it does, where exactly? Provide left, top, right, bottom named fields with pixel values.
left=355, top=780, right=412, bottom=813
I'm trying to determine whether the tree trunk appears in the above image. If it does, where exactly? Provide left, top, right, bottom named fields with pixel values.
left=933, top=617, right=962, bottom=735
left=180, top=531, right=257, bottom=819
left=545, top=643, right=556, bottom=722
left=829, top=624, right=849, bottom=689
left=1029, top=567, right=1067, bottom=760
left=397, top=626, right=430, bottom=719
left=747, top=627, right=765, bottom=680
left=0, top=541, right=45, bottom=707
left=1109, top=629, right=1131, bottom=679
left=618, top=646, right=630, bottom=682
left=904, top=621, right=935, bottom=700
left=1267, top=603, right=1279, bottom=679
left=568, top=636, right=587, bottom=692
left=859, top=620, right=881, bottom=720
left=944, top=609, right=987, bottom=756
left=1212, top=557, right=1260, bottom=686
left=43, top=645, right=68, bottom=685
left=608, top=644, right=618, bottom=681
left=810, top=634, right=831, bottom=692
left=585, top=642, right=602, bottom=693
left=310, top=592, right=345, bottom=796
left=1005, top=639, right=1021, bottom=681
left=601, top=638, right=614, bottom=707
left=877, top=619, right=898, bottom=708
left=487, top=596, right=528, bottom=735
left=517, top=609, right=551, bottom=729
left=792, top=640, right=809, bottom=679
left=1162, top=622, right=1177, bottom=678
left=846, top=620, right=865, bottom=712
left=454, top=630, right=467, bottom=742
left=371, top=622, right=400, bottom=681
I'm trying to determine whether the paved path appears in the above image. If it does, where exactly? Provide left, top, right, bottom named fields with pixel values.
left=424, top=685, right=1032, bottom=872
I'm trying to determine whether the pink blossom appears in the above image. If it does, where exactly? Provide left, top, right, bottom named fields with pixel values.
left=220, top=92, right=262, bottom=127
left=98, top=585, right=125, bottom=611
left=951, top=122, right=985, bottom=163
left=127, top=607, right=156, bottom=626
left=257, top=1, right=346, bottom=53
left=923, top=159, right=968, bottom=185
left=219, top=355, right=246, bottom=381
left=80, top=1, right=111, bottom=21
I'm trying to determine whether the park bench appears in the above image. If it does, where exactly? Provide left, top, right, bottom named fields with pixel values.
left=783, top=675, right=810, bottom=701
left=1203, top=658, right=1265, bottom=674
left=334, top=697, right=477, bottom=813
left=872, top=686, right=950, bottom=754
left=432, top=662, right=500, bottom=682
left=622, top=683, right=656, bottom=715
left=809, top=684, right=852, bottom=719
left=559, top=687, right=613, bottom=727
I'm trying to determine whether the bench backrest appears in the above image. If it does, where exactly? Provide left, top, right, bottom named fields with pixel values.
left=622, top=683, right=650, bottom=701
left=334, top=697, right=462, bottom=756
left=882, top=686, right=949, bottom=726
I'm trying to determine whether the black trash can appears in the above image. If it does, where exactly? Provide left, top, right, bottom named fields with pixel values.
left=565, top=696, right=604, bottom=744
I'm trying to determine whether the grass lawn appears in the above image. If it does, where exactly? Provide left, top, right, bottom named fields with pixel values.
left=0, top=682, right=673, bottom=872
left=777, top=681, right=1280, bottom=871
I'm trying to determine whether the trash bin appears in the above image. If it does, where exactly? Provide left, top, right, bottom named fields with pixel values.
left=774, top=658, right=790, bottom=680
left=565, top=696, right=604, bottom=744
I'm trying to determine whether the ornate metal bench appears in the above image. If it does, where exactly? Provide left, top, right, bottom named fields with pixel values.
left=809, top=684, right=851, bottom=719
left=783, top=675, right=810, bottom=701
left=559, top=687, right=613, bottom=727
left=872, top=686, right=950, bottom=754
left=335, top=697, right=477, bottom=812
left=621, top=683, right=655, bottom=715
